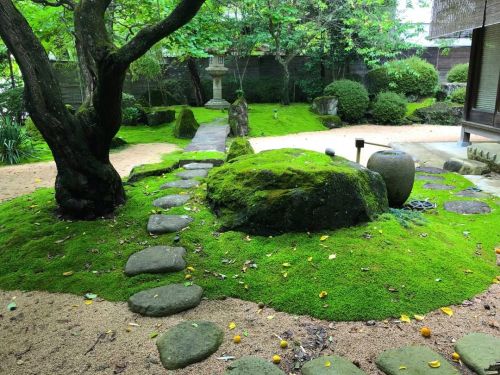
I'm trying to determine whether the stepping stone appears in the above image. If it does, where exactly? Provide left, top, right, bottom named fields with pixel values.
left=455, top=333, right=500, bottom=375
left=444, top=201, right=491, bottom=214
left=128, top=284, right=203, bottom=317
left=156, top=320, right=223, bottom=369
left=153, top=194, right=191, bottom=209
left=455, top=190, right=489, bottom=198
left=124, top=246, right=186, bottom=276
left=415, top=175, right=445, bottom=181
left=176, top=169, right=209, bottom=180
left=161, top=180, right=200, bottom=189
left=416, top=166, right=445, bottom=174
left=184, top=162, right=214, bottom=170
left=147, top=214, right=193, bottom=234
left=376, top=346, right=459, bottom=375
left=302, top=355, right=366, bottom=374
left=225, top=357, right=285, bottom=374
left=423, top=183, right=455, bottom=190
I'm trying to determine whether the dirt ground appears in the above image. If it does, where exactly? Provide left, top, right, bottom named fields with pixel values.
left=0, top=143, right=180, bottom=202
left=0, top=286, right=498, bottom=375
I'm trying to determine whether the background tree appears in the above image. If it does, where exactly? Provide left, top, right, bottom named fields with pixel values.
left=0, top=0, right=205, bottom=219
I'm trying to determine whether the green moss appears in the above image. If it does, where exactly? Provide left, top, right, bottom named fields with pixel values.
left=174, top=108, right=199, bottom=139
left=227, top=138, right=255, bottom=162
left=318, top=115, right=342, bottom=128
left=405, top=97, right=436, bottom=117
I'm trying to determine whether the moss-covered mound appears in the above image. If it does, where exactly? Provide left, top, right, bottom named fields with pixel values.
left=146, top=108, right=175, bottom=126
left=174, top=108, right=199, bottom=139
left=207, top=149, right=388, bottom=234
left=227, top=137, right=254, bottom=162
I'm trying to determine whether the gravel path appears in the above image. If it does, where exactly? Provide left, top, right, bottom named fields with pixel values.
left=0, top=285, right=498, bottom=375
left=0, top=143, right=180, bottom=202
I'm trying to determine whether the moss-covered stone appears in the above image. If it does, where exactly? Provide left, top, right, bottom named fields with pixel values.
left=146, top=108, right=176, bottom=126
left=174, top=108, right=199, bottom=139
left=207, top=148, right=388, bottom=234
left=227, top=138, right=255, bottom=162
left=318, top=115, right=342, bottom=129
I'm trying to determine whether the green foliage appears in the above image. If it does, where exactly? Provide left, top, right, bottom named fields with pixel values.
left=405, top=97, right=436, bottom=117
left=449, top=87, right=466, bottom=104
left=227, top=138, right=255, bottom=162
left=366, top=67, right=391, bottom=96
left=324, top=80, right=369, bottom=123
left=174, top=108, right=199, bottom=139
left=0, top=117, right=32, bottom=164
left=24, top=117, right=44, bottom=142
left=122, top=107, right=143, bottom=126
left=121, top=93, right=137, bottom=108
left=447, top=63, right=469, bottom=83
left=384, top=57, right=439, bottom=97
left=110, top=137, right=128, bottom=150
left=372, top=92, right=408, bottom=125
left=0, top=86, right=25, bottom=119
left=414, top=102, right=463, bottom=125
left=318, top=115, right=342, bottom=128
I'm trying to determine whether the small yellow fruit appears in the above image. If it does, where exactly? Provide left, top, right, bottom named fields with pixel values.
left=420, top=327, right=431, bottom=338
left=495, top=247, right=500, bottom=255
left=280, top=340, right=288, bottom=348
left=272, top=355, right=281, bottom=364
left=452, top=352, right=460, bottom=362
left=233, top=335, right=241, bottom=344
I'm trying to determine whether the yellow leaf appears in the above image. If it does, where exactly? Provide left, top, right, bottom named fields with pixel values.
left=400, top=314, right=411, bottom=323
left=282, top=272, right=288, bottom=278
left=84, top=300, right=93, bottom=305
left=428, top=360, right=441, bottom=368
left=228, top=322, right=236, bottom=330
left=440, top=307, right=453, bottom=316
left=399, top=365, right=407, bottom=370
left=319, top=291, right=328, bottom=299
left=267, top=315, right=274, bottom=320
left=328, top=254, right=337, bottom=260
left=184, top=274, right=192, bottom=280
left=493, top=278, right=500, bottom=284
left=63, top=271, right=74, bottom=277
left=186, top=266, right=195, bottom=272
left=320, top=235, right=329, bottom=241
left=414, top=314, right=425, bottom=321
left=307, top=257, right=313, bottom=262
left=282, top=262, right=291, bottom=267
left=325, top=361, right=331, bottom=367
left=452, top=352, right=460, bottom=362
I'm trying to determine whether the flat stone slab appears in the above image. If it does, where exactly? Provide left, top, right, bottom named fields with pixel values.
left=147, top=214, right=193, bottom=234
left=444, top=200, right=491, bottom=214
left=444, top=157, right=489, bottom=175
left=153, top=194, right=191, bottom=209
left=125, top=246, right=186, bottom=276
left=416, top=166, right=446, bottom=174
left=302, top=355, right=366, bottom=374
left=176, top=169, right=209, bottom=180
left=415, top=174, right=445, bottom=181
left=156, top=320, right=223, bottom=369
left=423, top=183, right=456, bottom=190
left=376, top=346, right=459, bottom=375
left=455, top=333, right=500, bottom=375
left=128, top=284, right=203, bottom=317
left=455, top=190, right=489, bottom=198
left=225, top=357, right=285, bottom=374
left=185, top=123, right=230, bottom=153
left=184, top=162, right=214, bottom=170
left=161, top=180, right=200, bottom=189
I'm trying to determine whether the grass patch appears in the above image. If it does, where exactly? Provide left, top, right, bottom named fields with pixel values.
left=0, top=161, right=498, bottom=321
left=406, top=97, right=436, bottom=117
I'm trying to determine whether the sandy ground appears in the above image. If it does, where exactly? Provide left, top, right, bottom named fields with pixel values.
left=0, top=285, right=498, bottom=375
left=0, top=143, right=180, bottom=202
left=250, top=125, right=488, bottom=166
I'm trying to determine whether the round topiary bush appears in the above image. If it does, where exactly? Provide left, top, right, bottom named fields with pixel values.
left=207, top=148, right=388, bottom=234
left=227, top=137, right=254, bottom=162
left=323, top=80, right=369, bottom=123
left=372, top=92, right=408, bottom=125
left=366, top=67, right=390, bottom=96
left=449, top=87, right=466, bottom=104
left=385, top=57, right=439, bottom=97
left=174, top=108, right=199, bottom=139
left=447, top=63, right=469, bottom=83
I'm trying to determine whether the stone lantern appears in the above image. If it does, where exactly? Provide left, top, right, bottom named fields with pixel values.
left=205, top=55, right=230, bottom=110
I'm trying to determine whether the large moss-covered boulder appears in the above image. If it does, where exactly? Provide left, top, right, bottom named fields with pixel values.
left=229, top=96, right=249, bottom=136
left=174, top=108, right=199, bottom=139
left=227, top=138, right=255, bottom=162
left=207, top=149, right=388, bottom=234
left=146, top=108, right=175, bottom=126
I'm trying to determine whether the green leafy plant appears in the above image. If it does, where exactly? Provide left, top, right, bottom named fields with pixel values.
left=0, top=116, right=33, bottom=164
left=449, top=87, right=466, bottom=104
left=447, top=63, right=469, bottom=83
left=0, top=86, right=25, bottom=121
left=372, top=92, right=408, bottom=125
left=324, top=80, right=369, bottom=123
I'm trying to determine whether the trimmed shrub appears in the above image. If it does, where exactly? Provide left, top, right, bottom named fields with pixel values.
left=0, top=117, right=32, bottom=164
left=174, top=108, right=199, bottom=139
left=449, top=87, right=466, bottom=104
left=385, top=57, right=439, bottom=97
left=366, top=67, right=390, bottom=96
left=447, top=63, right=469, bottom=83
left=372, top=92, right=408, bottom=125
left=414, top=102, right=463, bottom=125
left=319, top=115, right=342, bottom=129
left=324, top=80, right=369, bottom=123
left=121, top=93, right=137, bottom=108
left=146, top=108, right=176, bottom=126
left=227, top=137, right=254, bottom=162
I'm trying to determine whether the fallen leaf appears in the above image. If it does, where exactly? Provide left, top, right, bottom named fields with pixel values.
left=428, top=360, right=441, bottom=368
left=186, top=266, right=195, bottom=272
left=319, top=291, right=328, bottom=299
left=63, top=271, right=74, bottom=277
left=325, top=361, right=331, bottom=367
left=150, top=332, right=158, bottom=339
left=128, top=323, right=140, bottom=327
left=84, top=300, right=93, bottom=305
left=328, top=254, right=337, bottom=260
left=441, top=307, right=453, bottom=316
left=400, top=314, right=411, bottom=323
left=228, top=322, right=236, bottom=330
left=84, top=293, right=97, bottom=300
left=399, top=365, right=407, bottom=370
left=307, top=256, right=313, bottom=262
left=414, top=314, right=425, bottom=321
left=282, top=262, right=291, bottom=267
left=267, top=315, right=274, bottom=320
left=320, top=235, right=329, bottom=241
left=7, top=302, right=16, bottom=311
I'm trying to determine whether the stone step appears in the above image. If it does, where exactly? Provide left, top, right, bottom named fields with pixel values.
left=147, top=214, right=193, bottom=234
left=416, top=166, right=446, bottom=174
left=156, top=320, right=223, bottom=369
left=153, top=194, right=191, bottom=209
left=455, top=333, right=500, bottom=375
left=423, top=183, right=456, bottom=190
left=185, top=123, right=230, bottom=153
left=444, top=200, right=491, bottom=214
left=124, top=246, right=186, bottom=276
left=302, top=355, right=367, bottom=374
left=225, top=357, right=285, bottom=374
left=183, top=162, right=214, bottom=170
left=444, top=157, right=490, bottom=175
left=128, top=284, right=203, bottom=317
left=415, top=174, right=445, bottom=181
left=376, top=346, right=459, bottom=375
left=176, top=169, right=209, bottom=180
left=161, top=179, right=200, bottom=189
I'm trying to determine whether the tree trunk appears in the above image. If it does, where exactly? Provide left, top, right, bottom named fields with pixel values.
left=281, top=62, right=291, bottom=105
left=187, top=57, right=205, bottom=106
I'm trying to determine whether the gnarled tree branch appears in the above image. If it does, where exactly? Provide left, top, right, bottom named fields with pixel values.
left=31, top=0, right=75, bottom=10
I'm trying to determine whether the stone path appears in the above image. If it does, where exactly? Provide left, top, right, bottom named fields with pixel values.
left=455, top=333, right=500, bottom=375
left=124, top=246, right=186, bottom=276
left=444, top=201, right=492, bottom=214
left=185, top=119, right=230, bottom=152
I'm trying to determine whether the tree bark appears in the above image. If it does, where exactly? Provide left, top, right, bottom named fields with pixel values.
left=280, top=61, right=291, bottom=105
left=187, top=57, right=205, bottom=106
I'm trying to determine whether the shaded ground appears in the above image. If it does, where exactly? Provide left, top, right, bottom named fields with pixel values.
left=0, top=143, right=180, bottom=202
left=1, top=285, right=498, bottom=375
